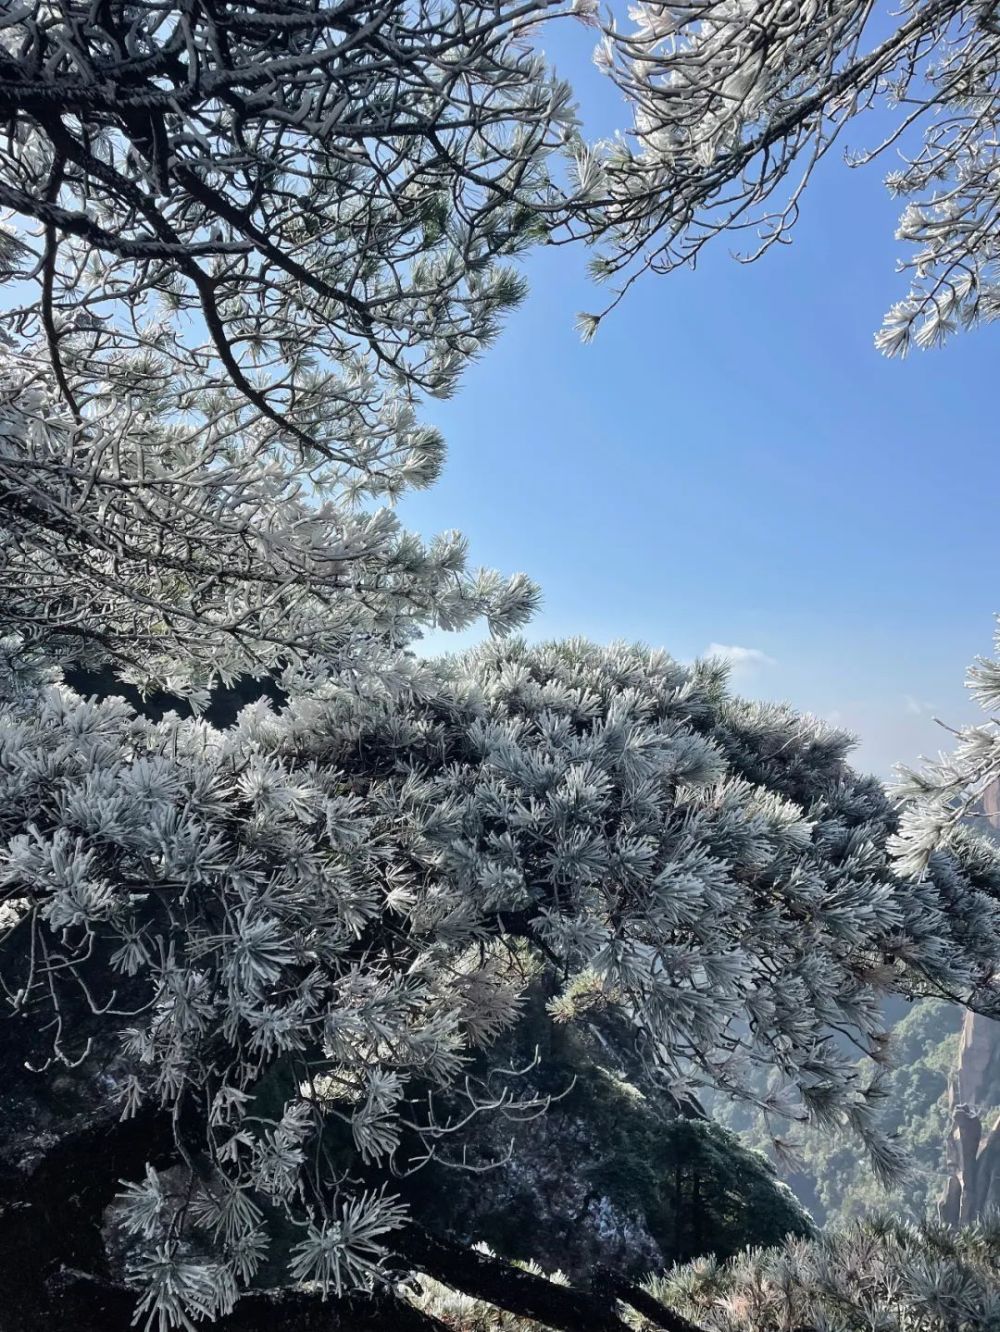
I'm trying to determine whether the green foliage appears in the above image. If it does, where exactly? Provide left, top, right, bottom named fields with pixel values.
left=570, top=1063, right=811, bottom=1268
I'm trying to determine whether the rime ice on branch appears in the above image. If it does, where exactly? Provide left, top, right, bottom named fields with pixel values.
left=586, top=0, right=1000, bottom=355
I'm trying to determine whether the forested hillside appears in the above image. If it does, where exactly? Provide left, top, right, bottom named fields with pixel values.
left=710, top=1000, right=964, bottom=1227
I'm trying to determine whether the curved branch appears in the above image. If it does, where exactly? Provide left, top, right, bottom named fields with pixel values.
left=398, top=1226, right=709, bottom=1332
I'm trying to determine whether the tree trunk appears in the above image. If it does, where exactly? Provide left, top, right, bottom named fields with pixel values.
left=399, top=1227, right=707, bottom=1332
left=399, top=1226, right=631, bottom=1331
left=28, top=1269, right=448, bottom=1332
left=595, top=1267, right=707, bottom=1332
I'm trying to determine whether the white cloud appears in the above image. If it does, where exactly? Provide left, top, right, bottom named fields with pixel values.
left=903, top=694, right=935, bottom=717
left=704, top=643, right=777, bottom=670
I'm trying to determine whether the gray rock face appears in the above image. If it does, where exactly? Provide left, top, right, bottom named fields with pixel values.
left=941, top=1011, right=1000, bottom=1225
left=445, top=1087, right=667, bottom=1279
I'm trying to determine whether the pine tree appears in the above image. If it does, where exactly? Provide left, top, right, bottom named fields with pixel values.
left=649, top=1212, right=1000, bottom=1331
left=0, top=0, right=582, bottom=691
left=415, top=1214, right=1000, bottom=1331
left=6, top=638, right=1000, bottom=1328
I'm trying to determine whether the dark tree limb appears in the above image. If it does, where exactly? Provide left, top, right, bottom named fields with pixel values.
left=595, top=1267, right=707, bottom=1332
left=40, top=1268, right=450, bottom=1332
left=398, top=1225, right=707, bottom=1332
left=0, top=1107, right=176, bottom=1332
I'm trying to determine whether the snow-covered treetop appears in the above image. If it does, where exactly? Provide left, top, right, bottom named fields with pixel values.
left=0, top=372, right=540, bottom=694
left=5, top=638, right=1000, bottom=1325
left=893, top=614, right=1000, bottom=877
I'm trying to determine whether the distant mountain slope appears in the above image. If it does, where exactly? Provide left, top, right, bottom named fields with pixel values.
left=708, top=999, right=961, bottom=1227
left=709, top=779, right=1000, bottom=1229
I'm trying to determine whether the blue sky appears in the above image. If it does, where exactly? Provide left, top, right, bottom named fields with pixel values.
left=401, top=21, right=1000, bottom=779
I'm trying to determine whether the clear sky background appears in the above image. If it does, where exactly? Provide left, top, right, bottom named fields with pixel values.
left=401, top=21, right=1000, bottom=780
